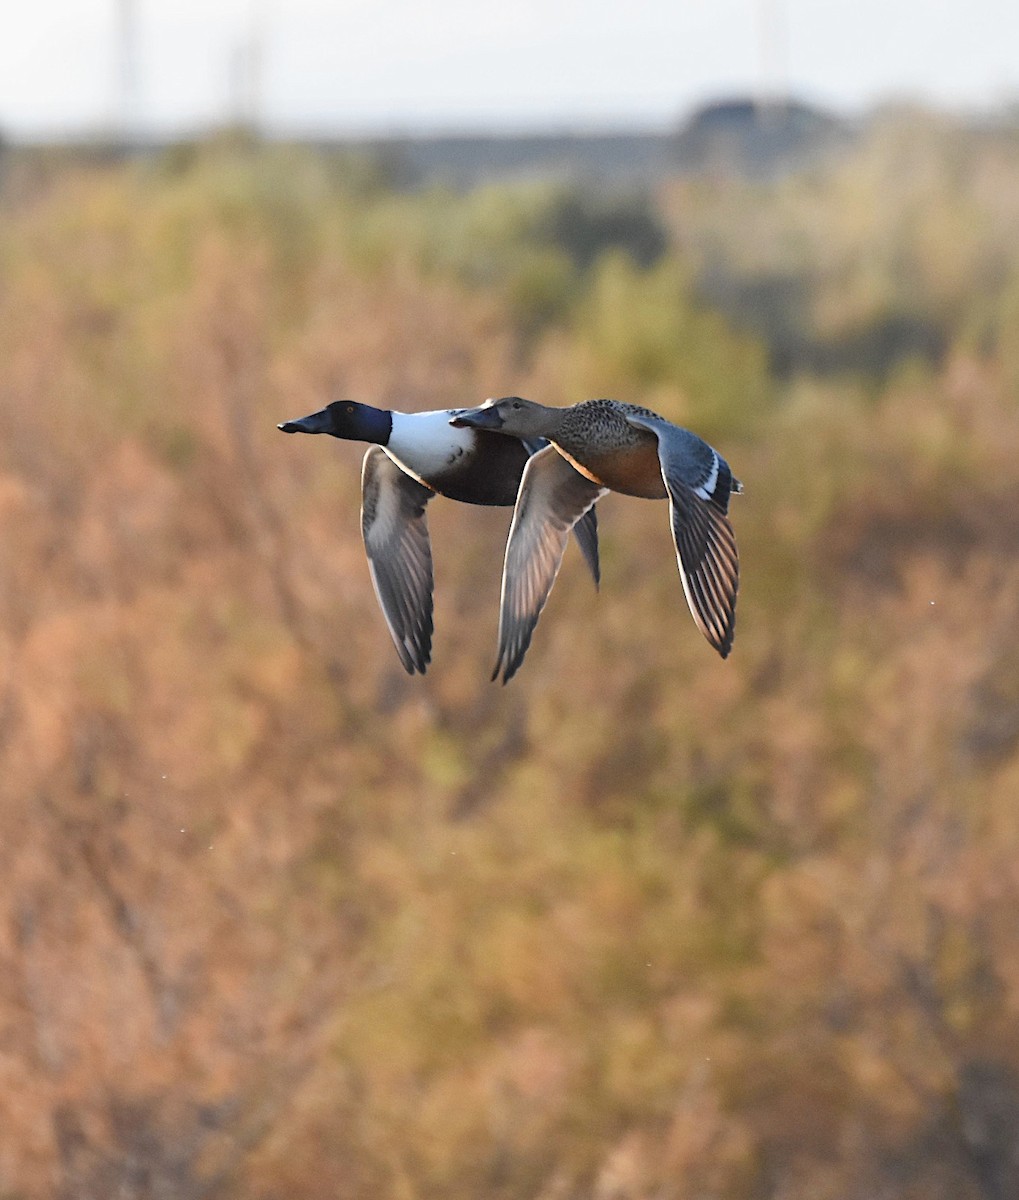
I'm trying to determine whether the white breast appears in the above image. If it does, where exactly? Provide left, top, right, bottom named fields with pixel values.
left=386, top=410, right=475, bottom=480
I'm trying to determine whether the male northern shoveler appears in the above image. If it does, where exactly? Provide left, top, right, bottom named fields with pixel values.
left=450, top=397, right=741, bottom=682
left=278, top=400, right=599, bottom=674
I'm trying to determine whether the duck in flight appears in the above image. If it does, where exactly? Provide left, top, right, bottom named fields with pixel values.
left=449, top=397, right=741, bottom=683
left=278, top=400, right=600, bottom=674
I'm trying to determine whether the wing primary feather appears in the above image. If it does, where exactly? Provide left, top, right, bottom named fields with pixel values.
left=492, top=447, right=606, bottom=684
left=622, top=414, right=740, bottom=659
left=360, top=447, right=436, bottom=674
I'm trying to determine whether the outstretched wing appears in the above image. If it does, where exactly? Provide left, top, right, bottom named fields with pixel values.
left=360, top=446, right=436, bottom=674
left=494, top=446, right=606, bottom=684
left=625, top=413, right=740, bottom=658
left=523, top=437, right=600, bottom=588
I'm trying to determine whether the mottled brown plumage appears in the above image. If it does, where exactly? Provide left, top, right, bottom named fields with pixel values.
left=450, top=396, right=742, bottom=680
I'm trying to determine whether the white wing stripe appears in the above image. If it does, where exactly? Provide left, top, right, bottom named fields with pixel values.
left=694, top=450, right=720, bottom=501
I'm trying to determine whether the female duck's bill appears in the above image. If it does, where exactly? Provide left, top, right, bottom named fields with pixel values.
left=448, top=400, right=507, bottom=431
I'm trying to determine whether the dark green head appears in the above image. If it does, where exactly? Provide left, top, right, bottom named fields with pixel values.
left=278, top=400, right=392, bottom=445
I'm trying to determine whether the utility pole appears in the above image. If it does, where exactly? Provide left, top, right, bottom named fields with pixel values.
left=756, top=0, right=788, bottom=116
left=247, top=0, right=266, bottom=133
left=230, top=0, right=266, bottom=134
left=115, top=0, right=140, bottom=147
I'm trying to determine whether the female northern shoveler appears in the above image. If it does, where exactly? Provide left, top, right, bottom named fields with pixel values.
left=450, top=396, right=741, bottom=682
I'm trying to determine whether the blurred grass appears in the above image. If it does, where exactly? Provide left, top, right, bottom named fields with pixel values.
left=2, top=114, right=1019, bottom=1198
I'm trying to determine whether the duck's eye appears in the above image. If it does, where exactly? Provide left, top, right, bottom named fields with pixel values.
left=346, top=404, right=355, bottom=413
left=512, top=401, right=522, bottom=410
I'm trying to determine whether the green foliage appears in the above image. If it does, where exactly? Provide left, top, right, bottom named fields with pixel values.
left=340, top=178, right=674, bottom=340
left=660, top=110, right=1019, bottom=381
left=3, top=129, right=1019, bottom=1200
left=565, top=252, right=771, bottom=437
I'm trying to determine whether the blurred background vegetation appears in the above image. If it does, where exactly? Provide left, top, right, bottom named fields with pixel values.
left=4, top=107, right=1019, bottom=1199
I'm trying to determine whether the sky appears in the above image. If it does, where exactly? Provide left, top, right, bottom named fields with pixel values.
left=0, top=0, right=1017, bottom=139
